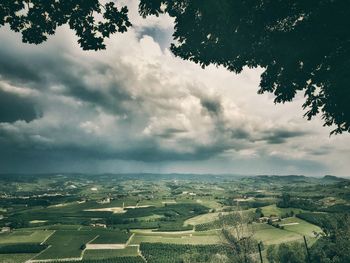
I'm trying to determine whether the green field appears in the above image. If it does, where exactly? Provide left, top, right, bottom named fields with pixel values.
left=0, top=230, right=54, bottom=244
left=34, top=230, right=96, bottom=260
left=83, top=246, right=139, bottom=259
left=253, top=217, right=321, bottom=245
left=89, top=230, right=131, bottom=244
left=253, top=223, right=302, bottom=245
left=0, top=253, right=36, bottom=263
left=261, top=205, right=306, bottom=217
left=280, top=217, right=322, bottom=238
left=184, top=211, right=230, bottom=226
left=129, top=230, right=223, bottom=245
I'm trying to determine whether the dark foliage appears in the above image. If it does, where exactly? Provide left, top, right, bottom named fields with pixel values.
left=267, top=242, right=307, bottom=263
left=0, top=0, right=131, bottom=50
left=309, top=214, right=350, bottom=263
left=139, top=0, right=350, bottom=134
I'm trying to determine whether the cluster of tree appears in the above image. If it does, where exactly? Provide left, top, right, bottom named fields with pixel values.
left=281, top=211, right=295, bottom=219
left=222, top=228, right=261, bottom=263
left=277, top=193, right=318, bottom=211
left=267, top=219, right=285, bottom=230
left=254, top=208, right=264, bottom=218
left=309, top=214, right=350, bottom=262
left=1, top=1, right=349, bottom=133
left=220, top=211, right=262, bottom=263
left=266, top=242, right=307, bottom=263
left=296, top=212, right=331, bottom=227
left=3, top=217, right=30, bottom=228
left=267, top=215, right=350, bottom=262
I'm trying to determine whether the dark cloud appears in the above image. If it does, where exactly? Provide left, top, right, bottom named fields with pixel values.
left=156, top=128, right=187, bottom=139
left=307, top=146, right=332, bottom=156
left=0, top=26, right=346, bottom=176
left=230, top=128, right=251, bottom=140
left=0, top=48, right=42, bottom=84
left=0, top=38, right=133, bottom=116
left=260, top=129, right=308, bottom=144
left=0, top=89, right=40, bottom=123
left=200, top=97, right=222, bottom=115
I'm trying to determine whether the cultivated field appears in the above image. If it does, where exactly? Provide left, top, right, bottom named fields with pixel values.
left=1, top=173, right=347, bottom=262
left=83, top=247, right=139, bottom=259
left=0, top=230, right=54, bottom=244
left=34, top=230, right=96, bottom=260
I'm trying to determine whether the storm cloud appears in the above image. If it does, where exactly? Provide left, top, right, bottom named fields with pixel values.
left=0, top=1, right=349, bottom=176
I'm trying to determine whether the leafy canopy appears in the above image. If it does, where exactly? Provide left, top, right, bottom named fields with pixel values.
left=139, top=0, right=350, bottom=134
left=1, top=1, right=349, bottom=134
left=0, top=0, right=131, bottom=50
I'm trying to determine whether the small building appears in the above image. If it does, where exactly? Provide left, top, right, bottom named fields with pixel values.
left=91, top=223, right=107, bottom=228
left=257, top=216, right=269, bottom=223
left=97, top=197, right=111, bottom=204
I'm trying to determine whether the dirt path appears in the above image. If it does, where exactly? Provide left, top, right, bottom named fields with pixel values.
left=85, top=243, right=126, bottom=249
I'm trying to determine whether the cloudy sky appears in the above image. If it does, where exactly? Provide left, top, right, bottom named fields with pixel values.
left=0, top=0, right=349, bottom=176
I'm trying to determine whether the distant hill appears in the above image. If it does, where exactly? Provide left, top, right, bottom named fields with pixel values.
left=322, top=175, right=348, bottom=182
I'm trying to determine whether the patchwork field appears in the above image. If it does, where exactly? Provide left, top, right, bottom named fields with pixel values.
left=1, top=173, right=347, bottom=262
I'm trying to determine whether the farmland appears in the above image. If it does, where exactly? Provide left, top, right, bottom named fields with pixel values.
left=84, top=247, right=139, bottom=259
left=34, top=230, right=97, bottom=260
left=0, top=230, right=54, bottom=244
left=0, top=173, right=349, bottom=262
